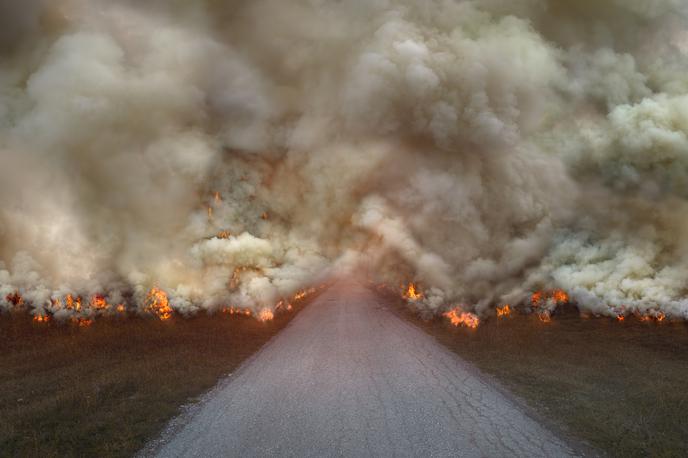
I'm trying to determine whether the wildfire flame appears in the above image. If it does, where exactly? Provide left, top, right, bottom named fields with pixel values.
left=145, top=287, right=173, bottom=321
left=33, top=315, right=50, bottom=324
left=292, top=287, right=316, bottom=301
left=257, top=309, right=274, bottom=322
left=222, top=306, right=252, bottom=316
left=529, top=289, right=569, bottom=323
left=496, top=304, right=512, bottom=318
left=64, top=294, right=82, bottom=312
left=403, top=283, right=423, bottom=301
left=552, top=289, right=569, bottom=304
left=531, top=291, right=543, bottom=305
left=443, top=308, right=480, bottom=329
left=531, top=289, right=569, bottom=305
left=90, top=294, right=109, bottom=311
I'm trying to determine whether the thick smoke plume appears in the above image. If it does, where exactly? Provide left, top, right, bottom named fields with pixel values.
left=2, top=0, right=688, bottom=321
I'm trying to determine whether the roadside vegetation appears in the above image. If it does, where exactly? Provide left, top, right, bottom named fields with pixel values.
left=398, top=302, right=688, bottom=457
left=0, top=304, right=306, bottom=458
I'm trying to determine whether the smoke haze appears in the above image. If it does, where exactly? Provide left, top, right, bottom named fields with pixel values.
left=2, top=0, right=688, bottom=320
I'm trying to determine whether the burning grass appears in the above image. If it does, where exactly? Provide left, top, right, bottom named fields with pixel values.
left=0, top=293, right=317, bottom=458
left=395, top=301, right=688, bottom=457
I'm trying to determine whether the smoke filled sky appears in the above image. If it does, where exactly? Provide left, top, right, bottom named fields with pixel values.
left=2, top=0, right=688, bottom=320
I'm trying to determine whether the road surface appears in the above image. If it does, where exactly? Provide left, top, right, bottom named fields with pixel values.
left=149, top=279, right=580, bottom=457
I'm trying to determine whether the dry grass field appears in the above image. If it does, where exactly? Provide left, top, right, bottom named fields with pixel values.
left=398, top=302, right=688, bottom=457
left=0, top=306, right=305, bottom=458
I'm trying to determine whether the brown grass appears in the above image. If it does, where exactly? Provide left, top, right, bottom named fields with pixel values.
left=397, top=303, right=688, bottom=458
left=0, top=305, right=304, bottom=458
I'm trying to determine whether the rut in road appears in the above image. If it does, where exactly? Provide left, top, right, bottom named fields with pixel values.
left=148, top=279, right=582, bottom=458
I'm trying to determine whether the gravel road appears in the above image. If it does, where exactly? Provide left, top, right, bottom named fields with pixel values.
left=149, top=279, right=580, bottom=457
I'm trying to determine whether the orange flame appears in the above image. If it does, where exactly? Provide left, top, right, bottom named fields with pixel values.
left=217, top=230, right=232, bottom=239
left=552, top=289, right=569, bottom=304
left=64, top=294, right=82, bottom=312
left=33, top=315, right=50, bottom=324
left=292, top=287, right=316, bottom=302
left=90, top=295, right=109, bottom=311
left=617, top=315, right=625, bottom=322
left=145, top=287, right=173, bottom=321
left=443, top=308, right=480, bottom=329
left=496, top=304, right=512, bottom=318
left=214, top=191, right=221, bottom=203
left=222, top=306, right=251, bottom=316
left=531, top=291, right=543, bottom=305
left=403, top=283, right=423, bottom=301
left=257, top=309, right=274, bottom=322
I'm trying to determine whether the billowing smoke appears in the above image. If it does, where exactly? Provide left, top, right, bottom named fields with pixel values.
left=1, top=0, right=688, bottom=321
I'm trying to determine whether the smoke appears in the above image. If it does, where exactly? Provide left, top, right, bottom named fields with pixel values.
left=1, top=0, right=688, bottom=320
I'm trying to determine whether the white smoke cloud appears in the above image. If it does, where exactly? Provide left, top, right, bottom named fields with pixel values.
left=1, top=0, right=688, bottom=320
